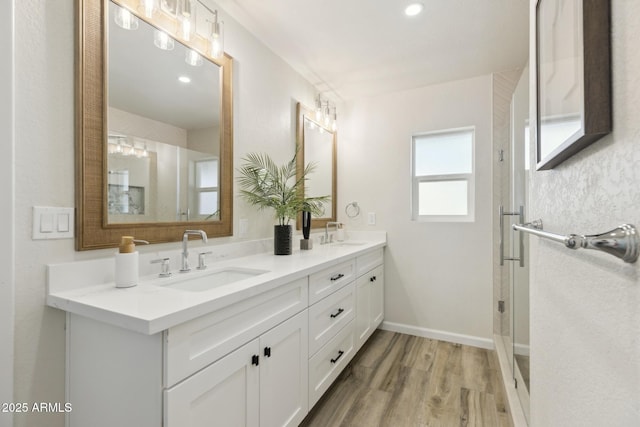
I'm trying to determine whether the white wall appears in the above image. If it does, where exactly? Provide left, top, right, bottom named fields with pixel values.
left=528, top=1, right=640, bottom=425
left=339, top=75, right=494, bottom=346
left=0, top=1, right=15, bottom=427
left=12, top=0, right=316, bottom=426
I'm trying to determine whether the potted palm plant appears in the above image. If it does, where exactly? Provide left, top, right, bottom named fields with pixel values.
left=237, top=150, right=329, bottom=255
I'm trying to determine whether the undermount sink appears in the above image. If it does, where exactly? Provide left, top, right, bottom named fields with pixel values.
left=155, top=267, right=268, bottom=292
left=331, top=241, right=367, bottom=247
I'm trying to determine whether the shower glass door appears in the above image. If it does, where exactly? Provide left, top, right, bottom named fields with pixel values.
left=509, top=66, right=530, bottom=421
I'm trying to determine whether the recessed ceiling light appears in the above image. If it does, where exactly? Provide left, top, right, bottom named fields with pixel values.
left=405, top=3, right=424, bottom=16
left=178, top=76, right=191, bottom=83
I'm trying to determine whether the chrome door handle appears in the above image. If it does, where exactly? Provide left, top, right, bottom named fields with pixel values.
left=499, top=205, right=525, bottom=267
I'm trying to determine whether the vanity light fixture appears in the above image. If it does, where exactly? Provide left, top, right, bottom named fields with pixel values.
left=323, top=103, right=331, bottom=128
left=114, top=5, right=139, bottom=30
left=332, top=107, right=338, bottom=132
left=185, top=49, right=203, bottom=66
left=153, top=29, right=175, bottom=50
left=141, top=0, right=156, bottom=18
left=313, top=95, right=338, bottom=131
left=207, top=9, right=224, bottom=60
left=178, top=0, right=195, bottom=41
left=315, top=95, right=323, bottom=121
left=404, top=3, right=424, bottom=16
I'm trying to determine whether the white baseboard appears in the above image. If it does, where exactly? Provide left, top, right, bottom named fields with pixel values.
left=514, top=343, right=530, bottom=356
left=380, top=321, right=494, bottom=350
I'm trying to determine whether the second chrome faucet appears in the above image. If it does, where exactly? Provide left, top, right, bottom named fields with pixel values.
left=181, top=230, right=208, bottom=272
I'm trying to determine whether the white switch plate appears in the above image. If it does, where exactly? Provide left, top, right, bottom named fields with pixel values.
left=33, top=207, right=75, bottom=240
left=239, top=218, right=249, bottom=237
left=367, top=212, right=376, bottom=225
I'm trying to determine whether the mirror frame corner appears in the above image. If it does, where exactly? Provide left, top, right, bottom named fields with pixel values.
left=75, top=0, right=234, bottom=250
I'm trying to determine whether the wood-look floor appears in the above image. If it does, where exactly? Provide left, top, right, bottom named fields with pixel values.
left=301, top=330, right=513, bottom=427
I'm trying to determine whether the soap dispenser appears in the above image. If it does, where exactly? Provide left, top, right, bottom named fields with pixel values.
left=115, top=236, right=146, bottom=288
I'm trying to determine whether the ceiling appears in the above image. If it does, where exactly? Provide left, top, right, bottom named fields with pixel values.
left=215, top=0, right=530, bottom=101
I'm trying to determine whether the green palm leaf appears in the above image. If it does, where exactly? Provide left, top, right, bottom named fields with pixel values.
left=237, top=149, right=331, bottom=226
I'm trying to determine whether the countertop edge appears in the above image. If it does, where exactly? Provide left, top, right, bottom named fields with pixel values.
left=47, top=240, right=387, bottom=335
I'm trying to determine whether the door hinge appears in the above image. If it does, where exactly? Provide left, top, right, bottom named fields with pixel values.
left=498, top=300, right=505, bottom=313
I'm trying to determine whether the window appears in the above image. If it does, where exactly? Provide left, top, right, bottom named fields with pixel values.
left=411, top=128, right=475, bottom=221
left=195, top=159, right=219, bottom=217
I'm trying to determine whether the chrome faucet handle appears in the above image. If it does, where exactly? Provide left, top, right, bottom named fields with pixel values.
left=197, top=251, right=213, bottom=270
left=150, top=258, right=171, bottom=278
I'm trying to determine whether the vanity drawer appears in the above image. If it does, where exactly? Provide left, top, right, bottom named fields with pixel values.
left=308, top=260, right=355, bottom=304
left=309, top=320, right=355, bottom=408
left=356, top=248, right=383, bottom=277
left=164, top=277, right=308, bottom=387
left=308, top=282, right=355, bottom=357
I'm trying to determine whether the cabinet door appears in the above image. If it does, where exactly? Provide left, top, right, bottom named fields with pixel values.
left=260, top=311, right=309, bottom=427
left=370, top=265, right=384, bottom=328
left=164, top=339, right=260, bottom=427
left=355, top=275, right=371, bottom=350
left=355, top=265, right=385, bottom=350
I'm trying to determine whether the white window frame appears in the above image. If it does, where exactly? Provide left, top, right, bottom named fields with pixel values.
left=411, top=127, right=475, bottom=222
left=194, top=158, right=219, bottom=217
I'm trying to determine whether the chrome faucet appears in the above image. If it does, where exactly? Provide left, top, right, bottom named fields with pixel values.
left=324, top=222, right=341, bottom=244
left=180, top=230, right=208, bottom=272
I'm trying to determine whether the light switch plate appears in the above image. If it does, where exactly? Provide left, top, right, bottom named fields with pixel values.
left=238, top=218, right=249, bottom=237
left=33, top=207, right=75, bottom=240
left=367, top=212, right=376, bottom=225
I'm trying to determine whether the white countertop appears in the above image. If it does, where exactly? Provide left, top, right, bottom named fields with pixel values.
left=47, top=235, right=386, bottom=335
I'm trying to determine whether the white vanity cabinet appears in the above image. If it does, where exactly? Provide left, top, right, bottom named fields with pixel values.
left=355, top=248, right=385, bottom=350
left=165, top=310, right=308, bottom=427
left=66, top=278, right=308, bottom=427
left=58, top=242, right=385, bottom=427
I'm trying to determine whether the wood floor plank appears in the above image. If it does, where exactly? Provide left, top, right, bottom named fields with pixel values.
left=300, top=330, right=514, bottom=427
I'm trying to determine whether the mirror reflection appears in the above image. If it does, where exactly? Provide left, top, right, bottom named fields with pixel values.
left=303, top=118, right=333, bottom=217
left=108, top=1, right=221, bottom=223
left=296, top=103, right=337, bottom=229
left=536, top=0, right=583, bottom=163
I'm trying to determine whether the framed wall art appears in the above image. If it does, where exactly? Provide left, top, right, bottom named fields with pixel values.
left=535, top=0, right=611, bottom=170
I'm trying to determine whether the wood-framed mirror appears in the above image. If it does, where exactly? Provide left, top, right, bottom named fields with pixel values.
left=296, top=103, right=337, bottom=229
left=76, top=0, right=233, bottom=250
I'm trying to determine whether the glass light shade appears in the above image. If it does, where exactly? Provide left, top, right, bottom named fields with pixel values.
left=185, top=49, right=203, bottom=66
left=209, top=17, right=224, bottom=59
left=315, top=97, right=323, bottom=121
left=178, top=0, right=195, bottom=41
left=154, top=30, right=175, bottom=50
left=141, top=0, right=156, bottom=18
left=181, top=18, right=192, bottom=41
left=114, top=7, right=139, bottom=30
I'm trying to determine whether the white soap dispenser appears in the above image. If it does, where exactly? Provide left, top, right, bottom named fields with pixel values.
left=115, top=236, right=141, bottom=288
